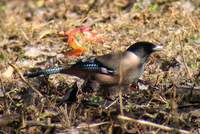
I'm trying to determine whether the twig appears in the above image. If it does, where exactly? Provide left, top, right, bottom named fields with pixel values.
left=108, top=122, right=113, bottom=134
left=187, top=15, right=197, bottom=30
left=76, top=121, right=110, bottom=129
left=178, top=34, right=192, bottom=79
left=8, top=63, right=43, bottom=98
left=22, top=121, right=63, bottom=129
left=85, top=0, right=97, bottom=16
left=119, top=89, right=124, bottom=116
left=118, top=115, right=191, bottom=134
left=176, top=85, right=200, bottom=90
left=171, top=84, right=178, bottom=126
left=0, top=114, right=20, bottom=127
left=178, top=103, right=200, bottom=109
left=105, top=98, right=119, bottom=109
left=118, top=53, right=124, bottom=116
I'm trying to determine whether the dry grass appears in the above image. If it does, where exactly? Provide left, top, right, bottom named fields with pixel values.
left=0, top=0, right=200, bottom=133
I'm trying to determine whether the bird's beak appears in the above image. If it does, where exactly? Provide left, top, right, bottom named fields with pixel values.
left=153, top=45, right=163, bottom=51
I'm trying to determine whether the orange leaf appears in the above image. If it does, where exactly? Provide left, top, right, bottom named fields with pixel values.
left=65, top=49, right=85, bottom=57
left=59, top=26, right=105, bottom=57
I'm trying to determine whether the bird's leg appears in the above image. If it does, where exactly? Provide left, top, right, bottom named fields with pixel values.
left=118, top=54, right=125, bottom=116
left=118, top=86, right=126, bottom=134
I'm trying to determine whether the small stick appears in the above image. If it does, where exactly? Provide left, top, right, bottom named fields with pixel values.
left=118, top=53, right=124, bottom=116
left=176, top=85, right=200, bottom=90
left=76, top=121, right=110, bottom=129
left=119, top=89, right=124, bottom=116
left=105, top=98, right=119, bottom=109
left=9, top=63, right=43, bottom=98
left=178, top=34, right=192, bottom=79
left=22, top=121, right=63, bottom=129
left=118, top=115, right=191, bottom=134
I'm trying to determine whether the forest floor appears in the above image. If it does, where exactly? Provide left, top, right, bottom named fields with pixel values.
left=0, top=0, right=200, bottom=133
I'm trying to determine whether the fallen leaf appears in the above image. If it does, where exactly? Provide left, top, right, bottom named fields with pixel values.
left=2, top=66, right=14, bottom=79
left=59, top=26, right=104, bottom=57
left=65, top=49, right=85, bottom=57
left=39, top=29, right=54, bottom=39
left=24, top=47, right=42, bottom=58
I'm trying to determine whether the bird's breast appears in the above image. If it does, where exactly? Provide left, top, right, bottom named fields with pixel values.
left=93, top=52, right=143, bottom=86
left=123, top=64, right=144, bottom=84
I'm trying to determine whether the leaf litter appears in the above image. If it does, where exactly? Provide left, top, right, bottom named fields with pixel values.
left=0, top=0, right=200, bottom=133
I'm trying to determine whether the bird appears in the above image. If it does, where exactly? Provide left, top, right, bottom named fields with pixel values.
left=24, top=41, right=163, bottom=91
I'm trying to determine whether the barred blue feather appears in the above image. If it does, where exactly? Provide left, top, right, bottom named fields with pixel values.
left=24, top=60, right=115, bottom=78
left=24, top=67, right=65, bottom=78
left=71, top=59, right=115, bottom=74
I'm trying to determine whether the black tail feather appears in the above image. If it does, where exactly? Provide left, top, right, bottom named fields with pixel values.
left=24, top=67, right=65, bottom=78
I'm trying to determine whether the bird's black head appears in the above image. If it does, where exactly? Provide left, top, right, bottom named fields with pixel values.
left=127, top=41, right=163, bottom=62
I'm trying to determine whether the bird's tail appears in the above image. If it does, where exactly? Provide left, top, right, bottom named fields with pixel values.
left=24, top=67, right=66, bottom=78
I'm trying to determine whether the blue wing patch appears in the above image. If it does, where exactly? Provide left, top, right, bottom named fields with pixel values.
left=71, top=59, right=115, bottom=75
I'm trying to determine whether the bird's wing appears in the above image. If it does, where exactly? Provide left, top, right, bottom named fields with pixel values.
left=96, top=52, right=140, bottom=73
left=95, top=53, right=123, bottom=72
left=70, top=57, right=115, bottom=75
left=71, top=51, right=140, bottom=77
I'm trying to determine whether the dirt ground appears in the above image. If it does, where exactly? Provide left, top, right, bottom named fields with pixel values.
left=0, top=0, right=200, bottom=133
